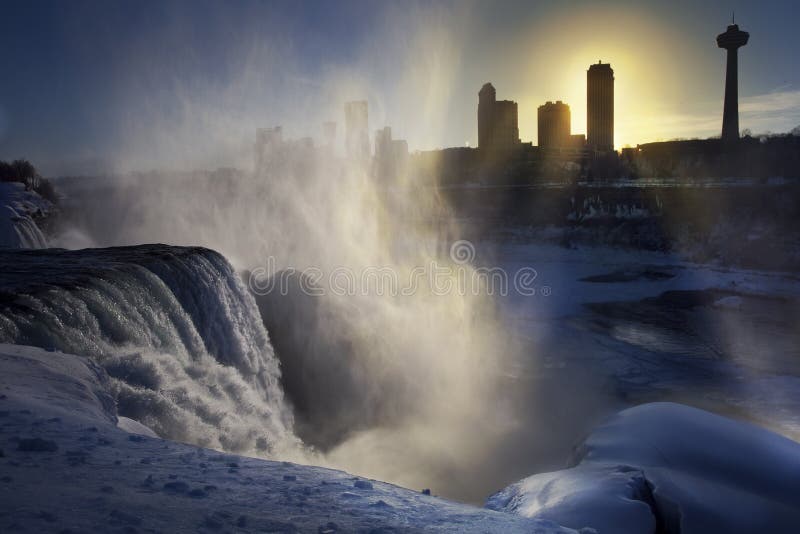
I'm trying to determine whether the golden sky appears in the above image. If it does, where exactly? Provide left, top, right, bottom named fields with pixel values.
left=4, top=0, right=798, bottom=172
left=483, top=5, right=725, bottom=147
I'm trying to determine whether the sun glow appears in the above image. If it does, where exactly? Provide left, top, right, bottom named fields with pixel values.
left=507, top=5, right=718, bottom=149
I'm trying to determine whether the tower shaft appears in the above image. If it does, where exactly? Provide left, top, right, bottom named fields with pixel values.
left=721, top=47, right=740, bottom=142
left=716, top=24, right=749, bottom=144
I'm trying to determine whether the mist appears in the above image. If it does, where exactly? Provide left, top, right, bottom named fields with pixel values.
left=53, top=134, right=596, bottom=504
left=40, top=3, right=613, bottom=503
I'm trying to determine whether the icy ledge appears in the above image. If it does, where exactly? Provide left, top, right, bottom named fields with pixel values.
left=488, top=402, right=800, bottom=534
left=0, top=344, right=574, bottom=533
left=0, top=182, right=50, bottom=249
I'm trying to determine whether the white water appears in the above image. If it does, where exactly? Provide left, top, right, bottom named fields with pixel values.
left=1, top=205, right=47, bottom=248
left=51, top=158, right=524, bottom=502
left=0, top=245, right=299, bottom=455
left=0, top=183, right=49, bottom=249
left=37, top=6, right=530, bottom=501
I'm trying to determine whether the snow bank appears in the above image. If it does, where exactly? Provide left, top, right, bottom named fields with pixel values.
left=488, top=463, right=656, bottom=533
left=0, top=344, right=115, bottom=425
left=0, top=182, right=50, bottom=249
left=488, top=402, right=800, bottom=534
left=117, top=416, right=159, bottom=438
left=0, top=343, right=575, bottom=533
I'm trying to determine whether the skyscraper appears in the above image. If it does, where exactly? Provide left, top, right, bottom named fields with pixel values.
left=587, top=62, right=614, bottom=152
left=374, top=126, right=394, bottom=182
left=478, top=83, right=497, bottom=150
left=373, top=126, right=408, bottom=183
left=538, top=101, right=571, bottom=149
left=322, top=121, right=337, bottom=149
left=344, top=100, right=370, bottom=162
left=717, top=21, right=749, bottom=143
left=477, top=83, right=519, bottom=152
left=254, top=126, right=283, bottom=171
left=493, top=100, right=519, bottom=150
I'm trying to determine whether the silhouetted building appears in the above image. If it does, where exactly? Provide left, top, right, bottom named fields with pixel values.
left=569, top=134, right=586, bottom=149
left=538, top=101, right=571, bottom=149
left=295, top=137, right=314, bottom=150
left=255, top=126, right=283, bottom=171
left=373, top=127, right=409, bottom=183
left=493, top=100, right=520, bottom=150
left=587, top=62, right=614, bottom=152
left=478, top=83, right=496, bottom=149
left=254, top=127, right=317, bottom=179
left=477, top=83, right=520, bottom=151
left=717, top=21, right=749, bottom=143
left=374, top=126, right=394, bottom=182
left=322, top=121, right=337, bottom=148
left=392, top=138, right=409, bottom=177
left=345, top=100, right=370, bottom=162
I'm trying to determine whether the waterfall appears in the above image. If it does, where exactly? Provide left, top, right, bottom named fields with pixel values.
left=2, top=205, right=48, bottom=248
left=0, top=182, right=50, bottom=249
left=0, top=244, right=298, bottom=455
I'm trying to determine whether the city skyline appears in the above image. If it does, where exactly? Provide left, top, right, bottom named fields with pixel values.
left=1, top=0, right=798, bottom=174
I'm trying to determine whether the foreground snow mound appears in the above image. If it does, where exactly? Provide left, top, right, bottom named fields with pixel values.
left=0, top=344, right=575, bottom=533
left=488, top=463, right=656, bottom=534
left=0, top=182, right=50, bottom=249
left=488, top=402, right=800, bottom=534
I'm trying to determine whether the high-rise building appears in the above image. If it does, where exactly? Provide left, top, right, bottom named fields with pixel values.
left=373, top=126, right=409, bottom=182
left=493, top=100, right=519, bottom=150
left=587, top=62, right=614, bottom=152
left=478, top=83, right=496, bottom=149
left=392, top=138, right=409, bottom=178
left=538, top=101, right=571, bottom=149
left=717, top=21, right=749, bottom=143
left=477, top=83, right=520, bottom=151
left=374, top=126, right=394, bottom=182
left=254, top=126, right=283, bottom=171
left=322, top=121, right=337, bottom=148
left=344, top=100, right=370, bottom=162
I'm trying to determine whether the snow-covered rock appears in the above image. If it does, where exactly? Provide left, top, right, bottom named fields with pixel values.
left=0, top=343, right=575, bottom=533
left=488, top=463, right=656, bottom=534
left=488, top=402, right=800, bottom=534
left=117, top=416, right=160, bottom=438
left=0, top=182, right=51, bottom=249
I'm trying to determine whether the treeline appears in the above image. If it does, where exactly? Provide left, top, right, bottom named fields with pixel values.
left=0, top=159, right=58, bottom=203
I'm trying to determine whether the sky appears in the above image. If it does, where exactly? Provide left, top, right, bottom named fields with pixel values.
left=1, top=0, right=798, bottom=175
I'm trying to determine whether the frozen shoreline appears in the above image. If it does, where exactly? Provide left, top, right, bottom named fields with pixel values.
left=0, top=343, right=574, bottom=533
left=2, top=343, right=798, bottom=533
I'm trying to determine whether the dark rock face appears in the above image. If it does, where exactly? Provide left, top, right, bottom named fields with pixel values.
left=248, top=270, right=396, bottom=451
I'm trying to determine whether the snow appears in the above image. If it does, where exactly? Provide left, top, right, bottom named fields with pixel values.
left=0, top=343, right=575, bottom=533
left=488, top=464, right=655, bottom=534
left=489, top=402, right=800, bottom=534
left=487, top=240, right=800, bottom=441
left=117, top=416, right=159, bottom=438
left=0, top=182, right=51, bottom=249
left=4, top=342, right=799, bottom=533
left=491, top=240, right=800, bottom=320
left=0, top=237, right=798, bottom=531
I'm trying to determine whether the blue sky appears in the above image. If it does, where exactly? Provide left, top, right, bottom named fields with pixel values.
left=1, top=0, right=798, bottom=174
